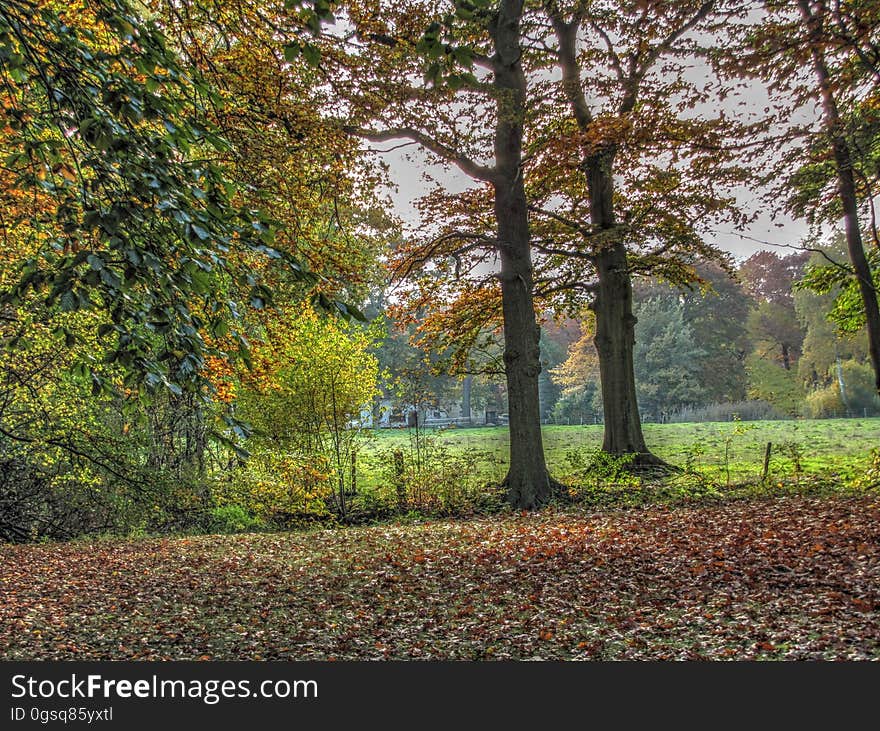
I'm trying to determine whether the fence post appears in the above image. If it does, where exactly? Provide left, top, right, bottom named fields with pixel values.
left=762, top=442, right=772, bottom=482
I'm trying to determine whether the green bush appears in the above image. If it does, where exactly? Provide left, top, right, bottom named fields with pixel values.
left=840, top=360, right=880, bottom=416
left=350, top=437, right=504, bottom=520
left=803, top=384, right=844, bottom=418
left=207, top=504, right=262, bottom=534
left=746, top=354, right=804, bottom=416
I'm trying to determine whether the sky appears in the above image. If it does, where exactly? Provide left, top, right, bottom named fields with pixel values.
left=377, top=145, right=815, bottom=261
left=366, top=14, right=825, bottom=264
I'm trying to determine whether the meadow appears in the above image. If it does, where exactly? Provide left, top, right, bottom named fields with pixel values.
left=355, top=418, right=880, bottom=496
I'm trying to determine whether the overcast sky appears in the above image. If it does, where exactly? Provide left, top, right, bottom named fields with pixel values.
left=367, top=18, right=824, bottom=264
left=372, top=143, right=809, bottom=259
left=377, top=145, right=815, bottom=261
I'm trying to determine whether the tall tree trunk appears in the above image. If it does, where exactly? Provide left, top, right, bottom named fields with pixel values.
left=461, top=374, right=472, bottom=421
left=550, top=8, right=662, bottom=463
left=586, top=153, right=662, bottom=465
left=800, top=0, right=880, bottom=397
left=492, top=0, right=554, bottom=508
left=593, top=241, right=658, bottom=462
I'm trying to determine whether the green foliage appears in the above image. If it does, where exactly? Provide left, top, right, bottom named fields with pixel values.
left=232, top=306, right=380, bottom=520
left=780, top=441, right=806, bottom=486
left=0, top=304, right=214, bottom=541
left=804, top=361, right=880, bottom=417
left=849, top=449, right=880, bottom=491
left=551, top=381, right=600, bottom=425
left=633, top=297, right=707, bottom=418
left=840, top=360, right=880, bottom=414
left=210, top=450, right=332, bottom=524
left=565, top=448, right=638, bottom=487
left=207, top=504, right=262, bottom=534
left=358, top=433, right=502, bottom=519
left=561, top=448, right=641, bottom=504
left=803, top=385, right=844, bottom=419
left=678, top=263, right=752, bottom=403
left=745, top=352, right=804, bottom=415
left=664, top=469, right=723, bottom=501
left=0, top=0, right=314, bottom=399
left=796, top=247, right=880, bottom=335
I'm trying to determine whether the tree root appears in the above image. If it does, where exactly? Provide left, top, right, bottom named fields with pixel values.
left=626, top=452, right=682, bottom=477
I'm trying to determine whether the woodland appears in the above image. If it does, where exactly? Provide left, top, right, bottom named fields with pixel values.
left=0, top=0, right=879, bottom=660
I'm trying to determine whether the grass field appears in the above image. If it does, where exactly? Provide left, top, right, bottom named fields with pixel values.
left=355, top=418, right=880, bottom=491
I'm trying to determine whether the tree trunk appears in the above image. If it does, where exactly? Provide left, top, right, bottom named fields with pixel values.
left=492, top=0, right=554, bottom=509
left=550, top=8, right=662, bottom=465
left=461, top=374, right=472, bottom=422
left=593, top=241, right=659, bottom=464
left=586, top=151, right=663, bottom=466
left=800, top=0, right=880, bottom=397
left=781, top=342, right=791, bottom=371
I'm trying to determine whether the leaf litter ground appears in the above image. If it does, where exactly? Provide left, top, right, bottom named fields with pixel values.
left=2, top=495, right=878, bottom=660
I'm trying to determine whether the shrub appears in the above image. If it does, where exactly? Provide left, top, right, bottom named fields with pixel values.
left=210, top=450, right=332, bottom=525
left=232, top=305, right=380, bottom=520
left=803, top=385, right=844, bottom=419
left=351, top=437, right=503, bottom=520
left=668, top=400, right=786, bottom=423
left=746, top=354, right=804, bottom=415
left=839, top=360, right=880, bottom=416
left=207, top=504, right=262, bottom=534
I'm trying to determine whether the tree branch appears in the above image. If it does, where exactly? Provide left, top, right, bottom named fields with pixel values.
left=344, top=126, right=497, bottom=182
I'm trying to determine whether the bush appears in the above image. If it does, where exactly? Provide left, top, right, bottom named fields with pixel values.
left=233, top=305, right=380, bottom=520
left=0, top=440, right=198, bottom=542
left=349, top=437, right=504, bottom=520
left=550, top=383, right=601, bottom=425
left=839, top=360, right=880, bottom=416
left=668, top=400, right=786, bottom=423
left=746, top=354, right=804, bottom=415
left=209, top=450, right=332, bottom=525
left=803, top=385, right=844, bottom=419
left=207, top=504, right=262, bottom=534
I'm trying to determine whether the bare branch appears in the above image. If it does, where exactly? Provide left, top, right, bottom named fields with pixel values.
left=345, top=126, right=497, bottom=182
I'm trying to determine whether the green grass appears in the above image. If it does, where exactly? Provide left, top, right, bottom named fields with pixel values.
left=355, top=418, right=880, bottom=490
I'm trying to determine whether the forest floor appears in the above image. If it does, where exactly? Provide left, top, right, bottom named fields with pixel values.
left=2, top=493, right=879, bottom=660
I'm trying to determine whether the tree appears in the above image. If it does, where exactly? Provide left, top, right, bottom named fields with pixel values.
left=632, top=297, right=707, bottom=420
left=795, top=239, right=879, bottom=415
left=232, top=305, right=380, bottom=520
left=554, top=289, right=711, bottom=423
left=743, top=1, right=880, bottom=395
left=634, top=261, right=752, bottom=404
left=740, top=251, right=808, bottom=371
left=739, top=250, right=811, bottom=306
left=0, top=0, right=316, bottom=400
left=679, top=262, right=752, bottom=402
left=340, top=0, right=557, bottom=508
left=361, top=1, right=750, bottom=471
left=550, top=316, right=602, bottom=424
left=150, top=0, right=394, bottom=305
left=524, top=0, right=749, bottom=465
